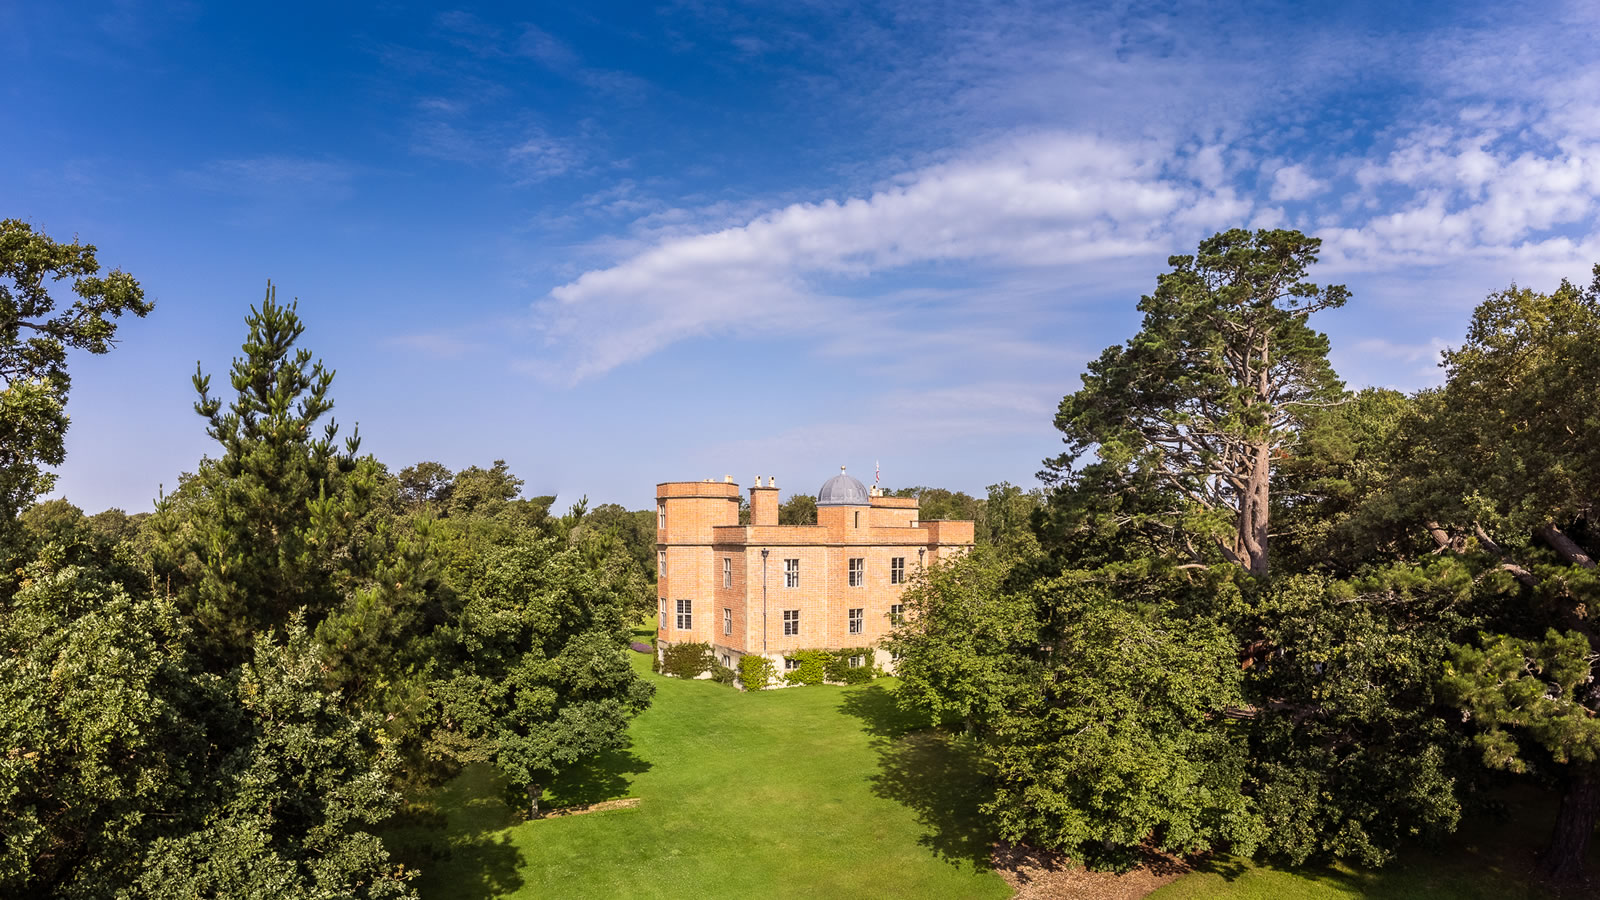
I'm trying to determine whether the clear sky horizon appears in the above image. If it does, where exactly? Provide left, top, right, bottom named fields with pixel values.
left=4, top=1, right=1599, bottom=513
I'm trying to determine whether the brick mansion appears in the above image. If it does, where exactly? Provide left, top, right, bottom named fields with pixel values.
left=655, top=467, right=975, bottom=674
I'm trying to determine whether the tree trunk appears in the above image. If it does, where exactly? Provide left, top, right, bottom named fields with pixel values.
left=1541, top=773, right=1600, bottom=883
left=1236, top=440, right=1272, bottom=577
left=527, top=783, right=543, bottom=819
left=1537, top=524, right=1597, bottom=570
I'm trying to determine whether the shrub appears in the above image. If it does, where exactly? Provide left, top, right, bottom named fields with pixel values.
left=710, top=664, right=738, bottom=686
left=783, top=650, right=829, bottom=686
left=738, top=654, right=777, bottom=691
left=660, top=641, right=712, bottom=679
left=825, top=648, right=878, bottom=685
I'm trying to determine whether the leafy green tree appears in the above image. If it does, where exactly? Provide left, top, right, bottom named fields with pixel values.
left=885, top=485, right=984, bottom=523
left=0, top=219, right=150, bottom=536
left=0, top=551, right=219, bottom=899
left=888, top=546, right=1039, bottom=736
left=447, top=460, right=524, bottom=519
left=575, top=502, right=658, bottom=578
left=1416, top=272, right=1600, bottom=881
left=1444, top=629, right=1600, bottom=882
left=979, top=481, right=1042, bottom=547
left=1244, top=570, right=1471, bottom=866
left=1044, top=229, right=1347, bottom=576
left=778, top=493, right=816, bottom=525
left=150, top=284, right=372, bottom=663
left=139, top=617, right=415, bottom=900
left=425, top=539, right=653, bottom=816
left=149, top=289, right=453, bottom=788
left=984, top=573, right=1258, bottom=871
left=1269, top=388, right=1422, bottom=574
left=397, top=460, right=453, bottom=509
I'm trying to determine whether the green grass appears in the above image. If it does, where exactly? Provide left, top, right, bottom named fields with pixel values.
left=388, top=630, right=1013, bottom=900
left=390, top=626, right=1597, bottom=900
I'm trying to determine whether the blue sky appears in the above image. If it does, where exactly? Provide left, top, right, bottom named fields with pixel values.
left=4, top=0, right=1600, bottom=512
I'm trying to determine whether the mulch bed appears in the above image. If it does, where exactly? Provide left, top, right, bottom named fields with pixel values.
left=537, top=798, right=641, bottom=819
left=992, top=842, right=1192, bottom=900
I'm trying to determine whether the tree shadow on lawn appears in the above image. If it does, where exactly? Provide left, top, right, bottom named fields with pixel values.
left=839, top=684, right=998, bottom=873
left=383, top=765, right=527, bottom=900
left=544, top=745, right=654, bottom=808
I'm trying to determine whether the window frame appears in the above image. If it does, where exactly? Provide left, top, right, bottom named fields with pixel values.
left=784, top=558, right=800, bottom=589
left=848, top=557, right=864, bottom=587
left=723, top=556, right=732, bottom=588
left=782, top=608, right=800, bottom=636
left=723, top=607, right=732, bottom=635
left=659, top=598, right=668, bottom=629
left=891, top=557, right=905, bottom=584
left=890, top=603, right=905, bottom=626
left=848, top=607, right=864, bottom=635
left=675, top=598, right=692, bottom=631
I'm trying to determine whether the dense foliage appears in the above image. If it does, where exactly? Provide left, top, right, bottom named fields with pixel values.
left=894, top=232, right=1600, bottom=884
left=0, top=232, right=654, bottom=896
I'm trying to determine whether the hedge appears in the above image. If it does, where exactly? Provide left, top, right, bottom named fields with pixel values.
left=660, top=641, right=713, bottom=679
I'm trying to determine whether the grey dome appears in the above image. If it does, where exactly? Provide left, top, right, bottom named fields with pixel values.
left=817, top=467, right=869, bottom=506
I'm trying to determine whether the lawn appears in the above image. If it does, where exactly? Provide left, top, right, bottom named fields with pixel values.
left=389, top=630, right=1598, bottom=900
left=387, top=631, right=1014, bottom=900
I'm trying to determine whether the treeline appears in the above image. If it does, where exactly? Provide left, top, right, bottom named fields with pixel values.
left=890, top=229, right=1600, bottom=884
left=0, top=221, right=656, bottom=898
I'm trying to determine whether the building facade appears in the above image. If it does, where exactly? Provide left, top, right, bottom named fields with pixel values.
left=655, top=468, right=975, bottom=675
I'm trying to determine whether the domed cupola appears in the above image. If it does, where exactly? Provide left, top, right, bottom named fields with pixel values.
left=817, top=466, right=869, bottom=507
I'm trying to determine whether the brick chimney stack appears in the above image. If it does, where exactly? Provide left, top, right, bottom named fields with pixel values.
left=751, top=476, right=779, bottom=526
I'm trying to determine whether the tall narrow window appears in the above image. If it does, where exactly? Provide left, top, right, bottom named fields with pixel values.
left=848, top=557, right=864, bottom=587
left=658, top=503, right=666, bottom=528
left=890, top=557, right=905, bottom=584
left=676, top=598, right=692, bottom=630
left=854, top=510, right=860, bottom=527
left=784, top=558, right=800, bottom=588
left=659, top=598, right=668, bottom=629
left=890, top=603, right=905, bottom=626
left=848, top=607, right=863, bottom=634
left=659, top=551, right=667, bottom=579
left=723, top=607, right=732, bottom=635
left=782, top=609, right=800, bottom=636
left=723, top=557, right=732, bottom=588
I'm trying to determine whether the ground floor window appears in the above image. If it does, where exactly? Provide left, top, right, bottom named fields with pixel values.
left=782, top=609, right=800, bottom=635
left=722, top=654, right=731, bottom=667
left=724, top=607, right=732, bottom=634
left=659, top=598, right=667, bottom=629
left=784, top=657, right=801, bottom=670
left=676, top=598, right=692, bottom=630
left=849, top=655, right=864, bottom=668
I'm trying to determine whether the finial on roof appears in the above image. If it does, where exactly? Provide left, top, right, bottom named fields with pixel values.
left=841, top=465, right=847, bottom=474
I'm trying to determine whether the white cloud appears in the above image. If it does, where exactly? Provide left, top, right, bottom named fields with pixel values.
left=534, top=133, right=1251, bottom=381
left=1268, top=164, right=1326, bottom=202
